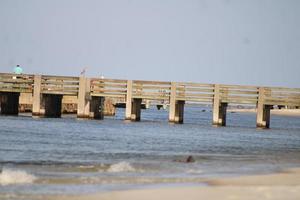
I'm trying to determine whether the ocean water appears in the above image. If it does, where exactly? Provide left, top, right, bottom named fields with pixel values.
left=0, top=106, right=300, bottom=198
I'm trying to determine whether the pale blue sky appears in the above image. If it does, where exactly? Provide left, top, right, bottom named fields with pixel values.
left=0, top=0, right=299, bottom=87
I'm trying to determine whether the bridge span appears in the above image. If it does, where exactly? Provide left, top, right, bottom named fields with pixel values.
left=0, top=72, right=299, bottom=128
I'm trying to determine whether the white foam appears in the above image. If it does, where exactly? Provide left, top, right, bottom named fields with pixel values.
left=0, top=169, right=36, bottom=185
left=186, top=169, right=203, bottom=174
left=107, top=162, right=135, bottom=173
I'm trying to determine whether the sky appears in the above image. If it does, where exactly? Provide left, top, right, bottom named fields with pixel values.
left=0, top=0, right=299, bottom=87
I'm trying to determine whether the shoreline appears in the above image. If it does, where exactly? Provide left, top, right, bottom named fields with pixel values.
left=47, top=168, right=300, bottom=200
left=228, top=108, right=300, bottom=117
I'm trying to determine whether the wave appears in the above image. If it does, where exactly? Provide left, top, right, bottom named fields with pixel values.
left=0, top=168, right=36, bottom=185
left=107, top=162, right=135, bottom=173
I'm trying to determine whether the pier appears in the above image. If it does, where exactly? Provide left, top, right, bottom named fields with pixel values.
left=0, top=72, right=299, bottom=128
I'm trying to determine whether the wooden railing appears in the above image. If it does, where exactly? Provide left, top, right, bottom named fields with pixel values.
left=0, top=73, right=300, bottom=108
left=90, top=78, right=127, bottom=98
left=176, top=82, right=215, bottom=104
left=220, top=84, right=259, bottom=105
left=41, top=75, right=79, bottom=95
left=132, top=80, right=171, bottom=101
left=263, top=87, right=300, bottom=107
left=0, top=73, right=34, bottom=93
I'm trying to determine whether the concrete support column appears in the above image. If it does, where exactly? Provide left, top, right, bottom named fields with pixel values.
left=77, top=77, right=91, bottom=118
left=256, top=87, right=271, bottom=128
left=131, top=98, right=142, bottom=121
left=0, top=92, right=20, bottom=115
left=213, top=84, right=227, bottom=126
left=44, top=94, right=63, bottom=117
left=169, top=82, right=177, bottom=122
left=90, top=96, right=104, bottom=119
left=125, top=80, right=133, bottom=120
left=32, top=75, right=42, bottom=116
left=174, top=100, right=185, bottom=124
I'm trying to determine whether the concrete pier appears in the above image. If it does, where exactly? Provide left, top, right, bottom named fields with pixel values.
left=174, top=100, right=185, bottom=123
left=213, top=84, right=228, bottom=126
left=131, top=98, right=142, bottom=121
left=90, top=96, right=105, bottom=119
left=43, top=94, right=63, bottom=117
left=125, top=80, right=133, bottom=120
left=0, top=92, right=20, bottom=115
left=32, top=75, right=42, bottom=116
left=169, top=82, right=177, bottom=122
left=256, top=87, right=271, bottom=128
left=77, top=77, right=91, bottom=118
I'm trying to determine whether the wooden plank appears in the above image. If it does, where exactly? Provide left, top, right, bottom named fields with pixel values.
left=265, top=97, right=300, bottom=101
left=132, top=91, right=170, bottom=96
left=42, top=80, right=79, bottom=85
left=90, top=78, right=127, bottom=83
left=176, top=97, right=212, bottom=102
left=133, top=80, right=171, bottom=85
left=221, top=99, right=258, bottom=104
left=0, top=79, right=34, bottom=83
left=176, top=93, right=214, bottom=98
left=0, top=83, right=32, bottom=88
left=264, top=100, right=300, bottom=107
left=177, top=82, right=214, bottom=87
left=132, top=95, right=169, bottom=100
left=132, top=85, right=171, bottom=90
left=177, top=87, right=214, bottom=93
left=0, top=88, right=32, bottom=93
left=221, top=96, right=258, bottom=100
left=221, top=90, right=258, bottom=95
left=42, top=86, right=79, bottom=90
left=221, top=84, right=259, bottom=90
left=91, top=93, right=126, bottom=98
left=91, top=83, right=127, bottom=88
left=41, top=90, right=78, bottom=95
left=42, top=75, right=79, bottom=80
left=267, top=87, right=300, bottom=92
left=91, top=89, right=127, bottom=93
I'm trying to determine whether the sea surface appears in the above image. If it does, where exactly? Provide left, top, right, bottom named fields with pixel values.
left=0, top=106, right=300, bottom=199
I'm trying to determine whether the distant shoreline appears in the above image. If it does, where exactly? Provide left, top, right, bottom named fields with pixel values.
left=228, top=108, right=300, bottom=117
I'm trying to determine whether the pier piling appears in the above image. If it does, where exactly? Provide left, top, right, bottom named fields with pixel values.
left=0, top=92, right=20, bottom=115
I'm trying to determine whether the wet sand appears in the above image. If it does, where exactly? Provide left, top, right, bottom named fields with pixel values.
left=47, top=168, right=300, bottom=200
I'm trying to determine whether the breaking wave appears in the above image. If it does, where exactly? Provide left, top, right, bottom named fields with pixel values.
left=0, top=169, right=36, bottom=185
left=107, top=162, right=135, bottom=173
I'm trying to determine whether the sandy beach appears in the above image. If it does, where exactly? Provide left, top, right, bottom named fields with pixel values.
left=228, top=108, right=300, bottom=117
left=47, top=168, right=300, bottom=200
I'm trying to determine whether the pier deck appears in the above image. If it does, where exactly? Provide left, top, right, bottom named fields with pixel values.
left=1, top=72, right=299, bottom=128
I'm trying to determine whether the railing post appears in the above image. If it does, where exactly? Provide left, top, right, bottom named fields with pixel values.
left=212, top=84, right=227, bottom=126
left=125, top=80, right=133, bottom=120
left=256, top=87, right=271, bottom=128
left=32, top=75, right=42, bottom=116
left=77, top=76, right=91, bottom=118
left=169, top=82, right=176, bottom=122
